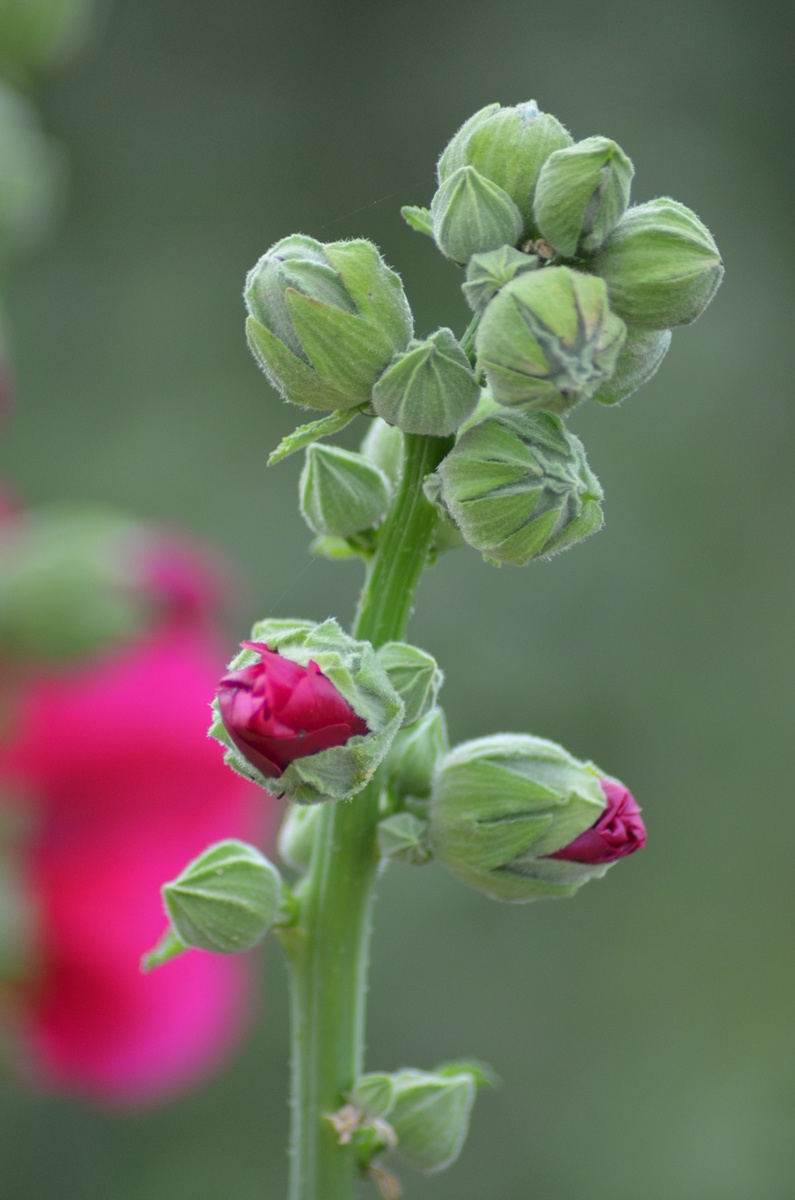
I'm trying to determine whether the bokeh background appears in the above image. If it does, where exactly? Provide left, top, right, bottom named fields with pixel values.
left=2, top=0, right=794, bottom=1196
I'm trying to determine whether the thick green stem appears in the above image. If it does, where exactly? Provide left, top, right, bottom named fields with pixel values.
left=281, top=433, right=452, bottom=1200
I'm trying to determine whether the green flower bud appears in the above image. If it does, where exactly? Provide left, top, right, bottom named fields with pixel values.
left=533, top=136, right=634, bottom=257
left=155, top=840, right=283, bottom=958
left=475, top=266, right=627, bottom=413
left=590, top=197, right=723, bottom=330
left=593, top=327, right=672, bottom=406
left=462, top=245, right=539, bottom=315
left=299, top=443, right=391, bottom=539
left=429, top=735, right=611, bottom=901
left=210, top=618, right=404, bottom=804
left=382, top=707, right=449, bottom=803
left=351, top=1073, right=395, bottom=1118
left=376, top=642, right=442, bottom=727
left=372, top=328, right=479, bottom=436
left=434, top=410, right=603, bottom=566
left=388, top=1069, right=476, bottom=1173
left=430, top=166, right=524, bottom=265
left=377, top=813, right=432, bottom=865
left=360, top=418, right=404, bottom=489
left=437, top=100, right=573, bottom=234
left=277, top=802, right=321, bottom=872
left=245, top=235, right=413, bottom=411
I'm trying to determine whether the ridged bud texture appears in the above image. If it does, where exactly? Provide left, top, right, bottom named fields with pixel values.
left=533, top=136, right=634, bottom=256
left=299, top=443, right=391, bottom=538
left=372, top=328, right=479, bottom=435
left=430, top=166, right=523, bottom=265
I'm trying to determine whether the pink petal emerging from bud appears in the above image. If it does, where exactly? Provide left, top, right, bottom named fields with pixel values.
left=217, top=642, right=368, bottom=778
left=549, top=779, right=646, bottom=864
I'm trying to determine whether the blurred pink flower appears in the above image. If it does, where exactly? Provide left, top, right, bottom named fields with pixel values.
left=0, top=619, right=267, bottom=1106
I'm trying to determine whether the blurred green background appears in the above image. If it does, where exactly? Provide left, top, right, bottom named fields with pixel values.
left=2, top=0, right=794, bottom=1196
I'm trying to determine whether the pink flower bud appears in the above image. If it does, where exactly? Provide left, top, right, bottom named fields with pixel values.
left=548, top=778, right=646, bottom=864
left=217, top=642, right=369, bottom=779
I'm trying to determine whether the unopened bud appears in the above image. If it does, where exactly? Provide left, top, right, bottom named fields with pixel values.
left=382, top=707, right=449, bottom=803
left=593, top=327, right=672, bottom=405
left=360, top=419, right=404, bottom=488
left=389, top=1069, right=476, bottom=1173
left=437, top=100, right=573, bottom=234
left=299, top=443, right=391, bottom=539
left=377, top=813, right=431, bottom=865
left=434, top=409, right=603, bottom=566
left=591, top=197, right=723, bottom=329
left=475, top=266, right=626, bottom=413
left=277, top=802, right=321, bottom=872
left=144, top=840, right=284, bottom=965
left=245, top=235, right=413, bottom=410
left=533, top=136, right=634, bottom=256
left=430, top=166, right=523, bottom=265
left=376, top=642, right=442, bottom=727
left=372, top=328, right=479, bottom=436
left=429, top=735, right=644, bottom=901
left=462, top=245, right=539, bottom=315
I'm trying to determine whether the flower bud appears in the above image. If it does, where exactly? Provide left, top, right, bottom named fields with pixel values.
left=533, top=136, right=634, bottom=257
left=437, top=100, right=573, bottom=234
left=382, top=707, right=449, bottom=803
left=429, top=735, right=644, bottom=901
left=152, top=840, right=283, bottom=958
left=277, top=802, right=321, bottom=872
left=388, top=1069, right=476, bottom=1173
left=245, top=235, right=413, bottom=410
left=372, top=328, right=479, bottom=436
left=376, top=642, right=442, bottom=727
left=299, top=443, right=391, bottom=539
left=430, top=166, right=524, bottom=265
left=475, top=266, right=626, bottom=413
left=590, top=197, right=723, bottom=330
left=462, top=245, right=539, bottom=315
left=377, top=813, right=431, bottom=865
left=360, top=418, right=404, bottom=489
left=210, top=618, right=404, bottom=804
left=592, top=327, right=672, bottom=406
left=434, top=409, right=603, bottom=566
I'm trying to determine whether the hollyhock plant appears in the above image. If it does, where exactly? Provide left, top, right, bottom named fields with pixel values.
left=217, top=641, right=369, bottom=779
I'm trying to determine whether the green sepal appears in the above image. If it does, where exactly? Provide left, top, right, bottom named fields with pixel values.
left=591, top=197, right=723, bottom=330
left=154, top=840, right=284, bottom=956
left=286, top=291, right=395, bottom=400
left=533, top=136, right=634, bottom=257
left=475, top=266, right=627, bottom=413
left=381, top=707, right=449, bottom=803
left=323, top=240, right=414, bottom=352
left=462, top=245, right=539, bottom=315
left=436, top=103, right=501, bottom=181
left=376, top=641, right=442, bottom=726
left=299, top=444, right=391, bottom=539
left=246, top=316, right=359, bottom=411
left=352, top=1074, right=395, bottom=1118
left=434, top=1059, right=501, bottom=1089
left=592, top=327, right=672, bottom=405
left=430, top=166, right=523, bottom=265
left=140, top=926, right=188, bottom=972
left=400, top=205, right=433, bottom=236
left=267, top=405, right=368, bottom=466
left=209, top=618, right=404, bottom=804
left=372, top=328, right=480, bottom=437
left=377, top=813, right=432, bottom=865
left=389, top=1069, right=477, bottom=1173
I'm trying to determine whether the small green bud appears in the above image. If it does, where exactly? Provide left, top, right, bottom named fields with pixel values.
left=593, top=327, right=672, bottom=405
left=377, top=813, right=432, bottom=865
left=591, top=197, right=723, bottom=329
left=533, top=136, right=634, bottom=257
left=352, top=1073, right=395, bottom=1118
left=475, top=266, right=626, bottom=413
left=429, top=735, right=611, bottom=901
left=434, top=410, right=603, bottom=566
left=430, top=166, right=524, bottom=265
left=376, top=642, right=442, bottom=727
left=277, top=802, right=321, bottom=872
left=299, top=443, right=391, bottom=539
left=437, top=100, right=573, bottom=234
left=245, top=235, right=413, bottom=411
left=161, top=840, right=283, bottom=955
left=462, top=245, right=539, bottom=315
left=389, top=1069, right=476, bottom=1173
left=372, top=328, right=479, bottom=436
left=382, top=707, right=449, bottom=803
left=360, top=418, right=404, bottom=489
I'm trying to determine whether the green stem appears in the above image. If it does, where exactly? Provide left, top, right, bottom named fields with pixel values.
left=281, top=433, right=452, bottom=1200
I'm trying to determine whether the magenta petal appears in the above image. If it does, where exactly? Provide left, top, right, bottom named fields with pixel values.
left=549, top=779, right=646, bottom=865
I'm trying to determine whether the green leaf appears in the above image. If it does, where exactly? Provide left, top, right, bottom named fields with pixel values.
left=268, top=405, right=369, bottom=466
left=400, top=205, right=433, bottom=235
